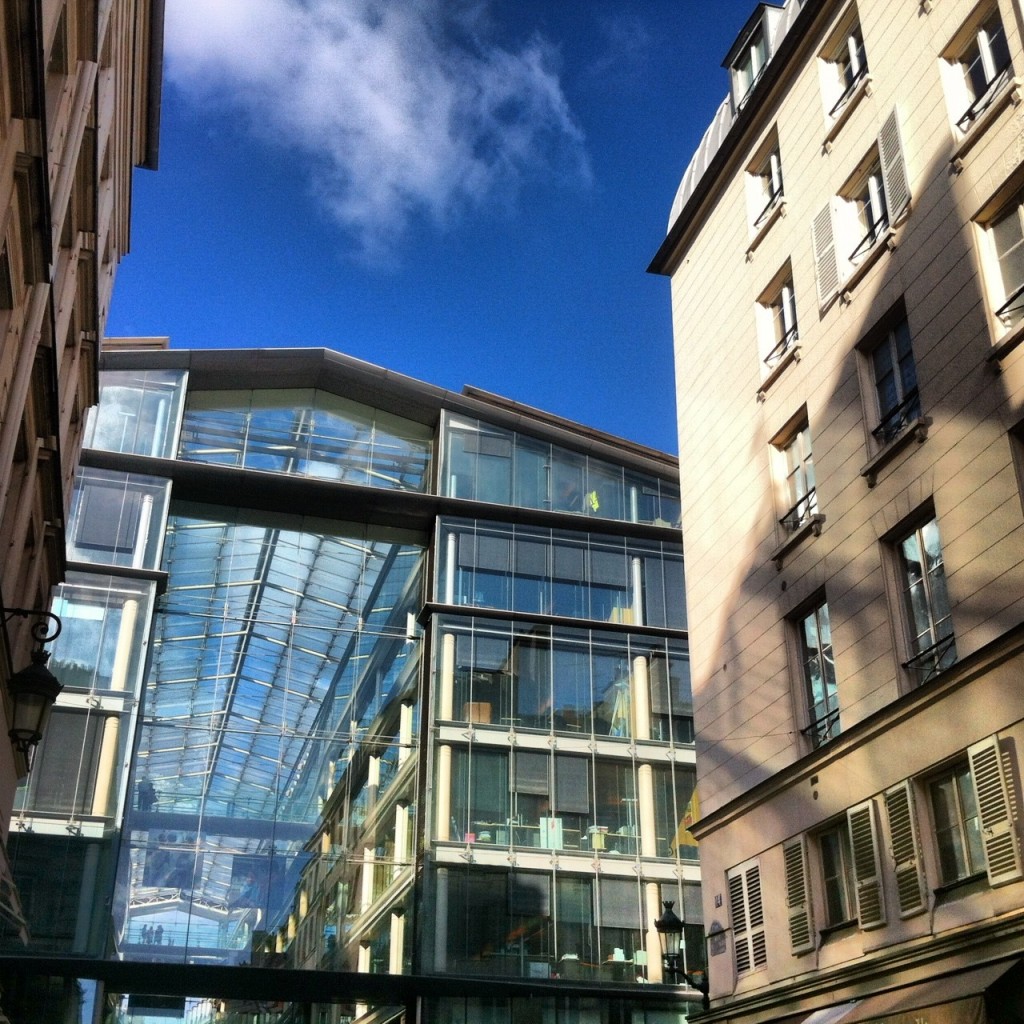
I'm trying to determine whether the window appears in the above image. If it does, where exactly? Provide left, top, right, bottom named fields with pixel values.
left=812, top=109, right=910, bottom=306
left=749, top=138, right=785, bottom=235
left=988, top=185, right=1024, bottom=328
left=728, top=859, right=766, bottom=974
left=847, top=158, right=888, bottom=263
left=950, top=7, right=1013, bottom=132
left=820, top=13, right=869, bottom=121
left=796, top=600, right=839, bottom=746
left=930, top=763, right=985, bottom=885
left=895, top=517, right=955, bottom=683
left=870, top=314, right=920, bottom=444
left=732, top=24, right=767, bottom=108
left=760, top=273, right=799, bottom=372
left=778, top=422, right=816, bottom=531
left=818, top=824, right=855, bottom=926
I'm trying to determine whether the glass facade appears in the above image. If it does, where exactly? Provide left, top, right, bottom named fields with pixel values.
left=2, top=356, right=695, bottom=1023
left=443, top=414, right=681, bottom=526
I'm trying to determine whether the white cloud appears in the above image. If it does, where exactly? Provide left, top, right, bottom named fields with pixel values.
left=164, top=0, right=590, bottom=258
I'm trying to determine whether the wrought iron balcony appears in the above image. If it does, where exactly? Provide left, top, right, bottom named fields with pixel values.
left=872, top=389, right=921, bottom=445
left=956, top=62, right=1012, bottom=132
left=903, top=632, right=956, bottom=685
left=763, top=326, right=798, bottom=370
left=779, top=489, right=817, bottom=532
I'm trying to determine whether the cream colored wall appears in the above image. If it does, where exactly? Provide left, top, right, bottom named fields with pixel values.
left=668, top=0, right=1024, bottom=1005
left=673, top=0, right=1024, bottom=817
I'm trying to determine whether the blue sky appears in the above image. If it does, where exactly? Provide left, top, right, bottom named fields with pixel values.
left=107, top=0, right=760, bottom=454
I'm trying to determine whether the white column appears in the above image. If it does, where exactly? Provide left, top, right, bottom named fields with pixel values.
left=631, top=556, right=644, bottom=626
left=444, top=530, right=457, bottom=604
left=398, top=702, right=414, bottom=764
left=389, top=910, right=405, bottom=974
left=436, top=745, right=452, bottom=841
left=638, top=763, right=657, bottom=859
left=394, top=803, right=409, bottom=879
left=632, top=655, right=651, bottom=742
left=644, top=882, right=664, bottom=984
left=440, top=632, right=455, bottom=720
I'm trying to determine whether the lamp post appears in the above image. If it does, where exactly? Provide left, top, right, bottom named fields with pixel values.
left=3, top=607, right=63, bottom=765
left=655, top=900, right=710, bottom=1012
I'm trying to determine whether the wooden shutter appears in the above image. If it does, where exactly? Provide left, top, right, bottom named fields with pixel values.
left=783, top=838, right=815, bottom=954
left=812, top=202, right=839, bottom=307
left=884, top=782, right=927, bottom=917
left=878, top=107, right=911, bottom=222
left=729, top=860, right=767, bottom=974
left=968, top=736, right=1023, bottom=887
left=847, top=800, right=886, bottom=929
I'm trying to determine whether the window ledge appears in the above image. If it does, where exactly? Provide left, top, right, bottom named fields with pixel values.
left=747, top=199, right=787, bottom=258
left=987, top=317, right=1024, bottom=365
left=933, top=872, right=988, bottom=904
left=770, top=513, right=825, bottom=571
left=951, top=77, right=1024, bottom=173
left=757, top=344, right=801, bottom=402
left=841, top=226, right=896, bottom=304
left=823, top=74, right=873, bottom=153
left=819, top=919, right=857, bottom=940
left=860, top=416, right=931, bottom=487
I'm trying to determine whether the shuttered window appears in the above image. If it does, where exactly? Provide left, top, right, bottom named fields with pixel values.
left=884, top=781, right=927, bottom=917
left=783, top=839, right=814, bottom=954
left=728, top=859, right=767, bottom=974
left=847, top=800, right=886, bottom=928
left=967, top=736, right=1023, bottom=887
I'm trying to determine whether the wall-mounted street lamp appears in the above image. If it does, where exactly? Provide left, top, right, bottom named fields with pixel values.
left=655, top=900, right=710, bottom=1011
left=3, top=607, right=63, bottom=762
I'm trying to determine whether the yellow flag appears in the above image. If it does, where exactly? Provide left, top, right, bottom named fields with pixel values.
left=673, top=787, right=700, bottom=849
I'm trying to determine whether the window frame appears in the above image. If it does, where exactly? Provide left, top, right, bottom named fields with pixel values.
left=891, top=514, right=956, bottom=685
left=792, top=597, right=839, bottom=748
left=817, top=821, right=857, bottom=929
left=985, top=183, right=1024, bottom=331
left=732, top=22, right=768, bottom=110
left=928, top=761, right=986, bottom=887
left=818, top=7, right=871, bottom=130
left=866, top=312, right=921, bottom=447
left=942, top=4, right=1014, bottom=135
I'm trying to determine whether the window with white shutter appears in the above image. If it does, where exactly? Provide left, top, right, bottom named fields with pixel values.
left=847, top=800, right=886, bottom=928
left=967, top=736, right=1023, bottom=887
left=783, top=838, right=814, bottom=954
left=884, top=781, right=927, bottom=917
left=728, top=859, right=767, bottom=974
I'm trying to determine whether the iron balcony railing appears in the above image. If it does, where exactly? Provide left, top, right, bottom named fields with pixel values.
left=763, top=326, right=798, bottom=370
left=903, top=632, right=956, bottom=685
left=802, top=705, right=840, bottom=747
left=829, top=62, right=868, bottom=118
left=753, top=185, right=784, bottom=230
left=779, top=488, right=817, bottom=532
left=849, top=211, right=889, bottom=263
left=872, top=388, right=921, bottom=445
left=995, top=279, right=1024, bottom=327
left=956, top=62, right=1012, bottom=132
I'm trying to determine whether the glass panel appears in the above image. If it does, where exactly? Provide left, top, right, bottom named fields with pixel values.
left=85, top=369, right=186, bottom=458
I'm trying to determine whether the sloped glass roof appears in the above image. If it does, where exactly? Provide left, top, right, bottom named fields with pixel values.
left=123, top=503, right=423, bottom=947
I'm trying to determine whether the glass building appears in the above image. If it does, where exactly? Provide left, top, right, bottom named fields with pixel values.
left=0, top=346, right=699, bottom=1023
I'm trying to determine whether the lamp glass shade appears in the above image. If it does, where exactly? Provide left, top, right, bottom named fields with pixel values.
left=7, top=650, right=62, bottom=753
left=655, top=900, right=683, bottom=958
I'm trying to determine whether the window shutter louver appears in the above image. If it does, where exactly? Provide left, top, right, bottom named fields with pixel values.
left=847, top=800, right=886, bottom=928
left=812, top=203, right=839, bottom=306
left=878, top=107, right=911, bottom=222
left=783, top=838, right=815, bottom=954
left=729, top=861, right=767, bottom=975
left=968, top=736, right=1023, bottom=887
left=884, top=782, right=927, bottom=917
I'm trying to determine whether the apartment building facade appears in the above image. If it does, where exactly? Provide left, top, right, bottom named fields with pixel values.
left=651, top=0, right=1024, bottom=1021
left=0, top=344, right=699, bottom=1023
left=0, top=0, right=162, bottom=974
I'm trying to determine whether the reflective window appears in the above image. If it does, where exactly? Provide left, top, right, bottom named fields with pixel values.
left=443, top=414, right=680, bottom=526
left=66, top=468, right=170, bottom=570
left=437, top=617, right=691, bottom=744
left=180, top=388, right=433, bottom=491
left=438, top=520, right=685, bottom=630
left=85, top=369, right=186, bottom=458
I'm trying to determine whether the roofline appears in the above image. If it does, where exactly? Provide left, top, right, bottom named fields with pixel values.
left=647, top=0, right=826, bottom=277
left=99, top=345, right=679, bottom=478
left=141, top=0, right=165, bottom=170
left=721, top=3, right=774, bottom=69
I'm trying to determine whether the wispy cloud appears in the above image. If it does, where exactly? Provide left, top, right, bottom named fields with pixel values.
left=164, top=0, right=590, bottom=259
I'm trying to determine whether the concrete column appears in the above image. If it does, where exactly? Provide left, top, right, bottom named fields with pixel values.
left=110, top=599, right=138, bottom=691
left=436, top=745, right=452, bottom=841
left=394, top=803, right=409, bottom=877
left=398, top=702, right=414, bottom=764
left=631, top=556, right=644, bottom=625
left=638, top=763, right=657, bottom=859
left=434, top=868, right=449, bottom=973
left=440, top=632, right=455, bottom=720
left=360, top=848, right=375, bottom=912
left=644, top=882, right=664, bottom=984
left=444, top=530, right=457, bottom=604
left=632, top=655, right=651, bottom=741
left=389, top=910, right=405, bottom=974
left=90, top=715, right=120, bottom=816
left=72, top=843, right=99, bottom=952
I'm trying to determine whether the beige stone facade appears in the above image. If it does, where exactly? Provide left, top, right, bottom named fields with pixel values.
left=0, top=0, right=161, bottom=901
left=652, top=0, right=1024, bottom=1018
